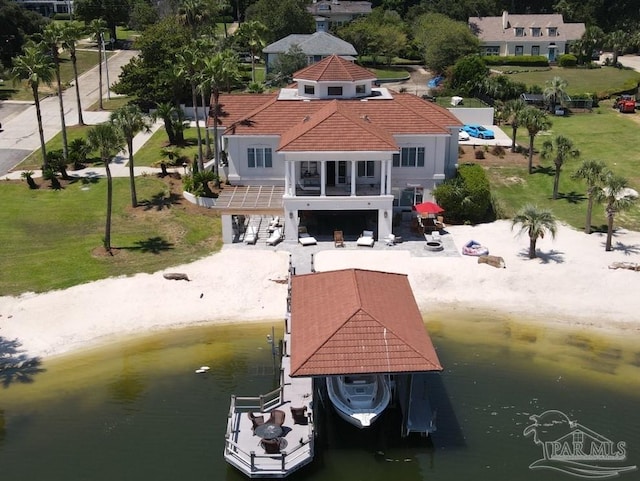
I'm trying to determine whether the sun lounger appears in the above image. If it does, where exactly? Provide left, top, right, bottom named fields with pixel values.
left=298, top=232, right=317, bottom=246
left=244, top=226, right=257, bottom=244
left=357, top=230, right=375, bottom=247
left=266, top=228, right=283, bottom=246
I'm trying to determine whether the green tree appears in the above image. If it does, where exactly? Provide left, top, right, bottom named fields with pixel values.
left=87, top=122, right=125, bottom=253
left=89, top=19, right=108, bottom=111
left=413, top=13, right=479, bottom=73
left=543, top=76, right=568, bottom=112
left=503, top=98, right=527, bottom=153
left=572, top=159, right=607, bottom=234
left=268, top=44, right=306, bottom=84
left=517, top=106, right=552, bottom=175
left=0, top=0, right=48, bottom=69
left=11, top=43, right=54, bottom=169
left=74, top=0, right=130, bottom=42
left=541, top=134, right=580, bottom=200
left=202, top=50, right=240, bottom=179
left=128, top=0, right=159, bottom=31
left=571, top=25, right=604, bottom=64
left=512, top=205, right=558, bottom=259
left=604, top=30, right=630, bottom=65
left=177, top=0, right=211, bottom=39
left=69, top=137, right=92, bottom=170
left=598, top=173, right=637, bottom=252
left=449, top=55, right=488, bottom=97
left=245, top=0, right=314, bottom=43
left=110, top=104, right=151, bottom=207
left=235, top=20, right=267, bottom=83
left=178, top=45, right=205, bottom=171
left=42, top=23, right=69, bottom=162
left=61, top=21, right=88, bottom=126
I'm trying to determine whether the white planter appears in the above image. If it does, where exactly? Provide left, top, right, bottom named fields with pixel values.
left=183, top=190, right=216, bottom=208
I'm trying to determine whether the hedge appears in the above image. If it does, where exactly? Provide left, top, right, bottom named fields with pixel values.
left=558, top=54, right=577, bottom=67
left=482, top=55, right=549, bottom=67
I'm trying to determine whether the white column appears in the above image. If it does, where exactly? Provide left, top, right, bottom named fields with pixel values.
left=320, top=161, right=326, bottom=197
left=386, top=159, right=392, bottom=194
left=284, top=160, right=290, bottom=195
left=350, top=161, right=356, bottom=196
left=380, top=160, right=385, bottom=195
left=291, top=162, right=297, bottom=196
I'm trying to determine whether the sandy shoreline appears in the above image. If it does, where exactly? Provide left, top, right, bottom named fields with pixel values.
left=1, top=220, right=639, bottom=360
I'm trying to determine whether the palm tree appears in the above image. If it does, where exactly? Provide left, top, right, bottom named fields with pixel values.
left=604, top=30, right=630, bottom=65
left=202, top=51, right=240, bottom=179
left=541, top=134, right=580, bottom=200
left=11, top=43, right=55, bottom=169
left=61, top=21, right=87, bottom=126
left=503, top=98, right=527, bottom=152
left=197, top=74, right=213, bottom=159
left=571, top=160, right=608, bottom=234
left=69, top=137, right=92, bottom=170
left=178, top=45, right=205, bottom=171
left=543, top=76, right=568, bottom=113
left=236, top=20, right=268, bottom=83
left=87, top=122, right=124, bottom=253
left=42, top=23, right=69, bottom=162
left=511, top=204, right=558, bottom=259
left=177, top=0, right=210, bottom=39
left=89, top=19, right=108, bottom=111
left=517, top=106, right=552, bottom=175
left=597, top=172, right=637, bottom=251
left=110, top=105, right=152, bottom=208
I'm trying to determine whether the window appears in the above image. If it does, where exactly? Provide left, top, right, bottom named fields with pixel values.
left=301, top=161, right=318, bottom=176
left=515, top=27, right=524, bottom=37
left=357, top=161, right=375, bottom=177
left=531, top=45, right=540, bottom=56
left=531, top=27, right=541, bottom=37
left=356, top=84, right=366, bottom=94
left=392, top=147, right=425, bottom=167
left=548, top=27, right=557, bottom=36
left=515, top=45, right=524, bottom=56
left=248, top=147, right=272, bottom=168
left=327, top=86, right=343, bottom=96
left=483, top=46, right=500, bottom=56
left=304, top=84, right=315, bottom=95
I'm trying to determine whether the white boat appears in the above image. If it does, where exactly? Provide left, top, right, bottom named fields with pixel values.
left=326, top=374, right=391, bottom=428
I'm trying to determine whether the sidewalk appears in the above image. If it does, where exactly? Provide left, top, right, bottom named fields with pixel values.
left=3, top=119, right=175, bottom=180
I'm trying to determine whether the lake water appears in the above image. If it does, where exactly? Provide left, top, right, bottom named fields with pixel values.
left=1, top=315, right=639, bottom=481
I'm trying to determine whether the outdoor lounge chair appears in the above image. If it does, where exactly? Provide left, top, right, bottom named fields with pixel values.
left=434, top=215, right=446, bottom=231
left=261, top=437, right=286, bottom=454
left=266, top=228, right=283, bottom=246
left=290, top=406, right=308, bottom=424
left=267, top=409, right=286, bottom=427
left=384, top=234, right=396, bottom=246
left=298, top=227, right=317, bottom=246
left=244, top=226, right=257, bottom=244
left=334, top=230, right=345, bottom=247
left=356, top=230, right=375, bottom=247
left=248, top=412, right=265, bottom=431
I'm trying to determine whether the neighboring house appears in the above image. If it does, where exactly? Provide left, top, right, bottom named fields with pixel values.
left=263, top=31, right=358, bottom=73
left=469, top=11, right=585, bottom=62
left=210, top=55, right=462, bottom=243
left=307, top=0, right=372, bottom=32
left=14, top=0, right=73, bottom=16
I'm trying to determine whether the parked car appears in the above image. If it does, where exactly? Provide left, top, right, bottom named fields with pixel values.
left=458, top=129, right=470, bottom=141
left=462, top=124, right=495, bottom=139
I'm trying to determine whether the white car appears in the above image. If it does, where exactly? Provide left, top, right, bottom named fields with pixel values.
left=458, top=130, right=470, bottom=141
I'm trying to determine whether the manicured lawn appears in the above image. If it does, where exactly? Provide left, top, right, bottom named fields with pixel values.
left=487, top=100, right=640, bottom=231
left=16, top=125, right=100, bottom=170
left=492, top=65, right=640, bottom=97
left=1, top=50, right=113, bottom=101
left=371, top=67, right=411, bottom=80
left=134, top=126, right=204, bottom=167
left=86, top=95, right=133, bottom=111
left=115, top=26, right=142, bottom=42
left=0, top=176, right=221, bottom=296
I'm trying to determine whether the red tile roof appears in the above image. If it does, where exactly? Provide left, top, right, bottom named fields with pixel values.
left=293, top=55, right=376, bottom=82
left=290, top=269, right=442, bottom=377
left=278, top=100, right=398, bottom=152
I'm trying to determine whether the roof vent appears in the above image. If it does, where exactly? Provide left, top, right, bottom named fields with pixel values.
left=361, top=114, right=370, bottom=122
left=303, top=115, right=311, bottom=122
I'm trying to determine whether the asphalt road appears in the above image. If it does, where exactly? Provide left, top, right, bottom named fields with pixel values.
left=0, top=49, right=138, bottom=176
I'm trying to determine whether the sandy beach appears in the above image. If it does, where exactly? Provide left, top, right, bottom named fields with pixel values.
left=1, top=220, right=639, bottom=359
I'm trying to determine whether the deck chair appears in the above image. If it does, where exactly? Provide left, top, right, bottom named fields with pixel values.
left=334, top=230, right=345, bottom=247
left=261, top=437, right=284, bottom=454
left=434, top=215, right=446, bottom=231
left=356, top=230, right=375, bottom=247
left=267, top=409, right=286, bottom=427
left=248, top=412, right=265, bottom=431
left=290, top=406, right=308, bottom=425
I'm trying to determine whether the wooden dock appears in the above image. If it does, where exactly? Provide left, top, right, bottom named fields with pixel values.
left=223, top=314, right=314, bottom=478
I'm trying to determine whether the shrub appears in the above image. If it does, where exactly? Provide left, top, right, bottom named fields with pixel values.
left=53, top=13, right=71, bottom=20
left=433, top=163, right=492, bottom=224
left=482, top=55, right=549, bottom=67
left=475, top=150, right=485, bottom=159
left=491, top=145, right=506, bottom=157
left=558, top=54, right=577, bottom=67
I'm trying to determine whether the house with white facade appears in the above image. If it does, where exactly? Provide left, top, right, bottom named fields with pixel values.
left=469, top=11, right=585, bottom=62
left=211, top=55, right=462, bottom=243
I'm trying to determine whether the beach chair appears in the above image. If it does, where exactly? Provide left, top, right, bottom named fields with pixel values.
left=356, top=230, right=375, bottom=247
left=266, top=228, right=283, bottom=246
left=334, top=230, right=345, bottom=247
left=244, top=226, right=257, bottom=244
left=384, top=234, right=396, bottom=246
